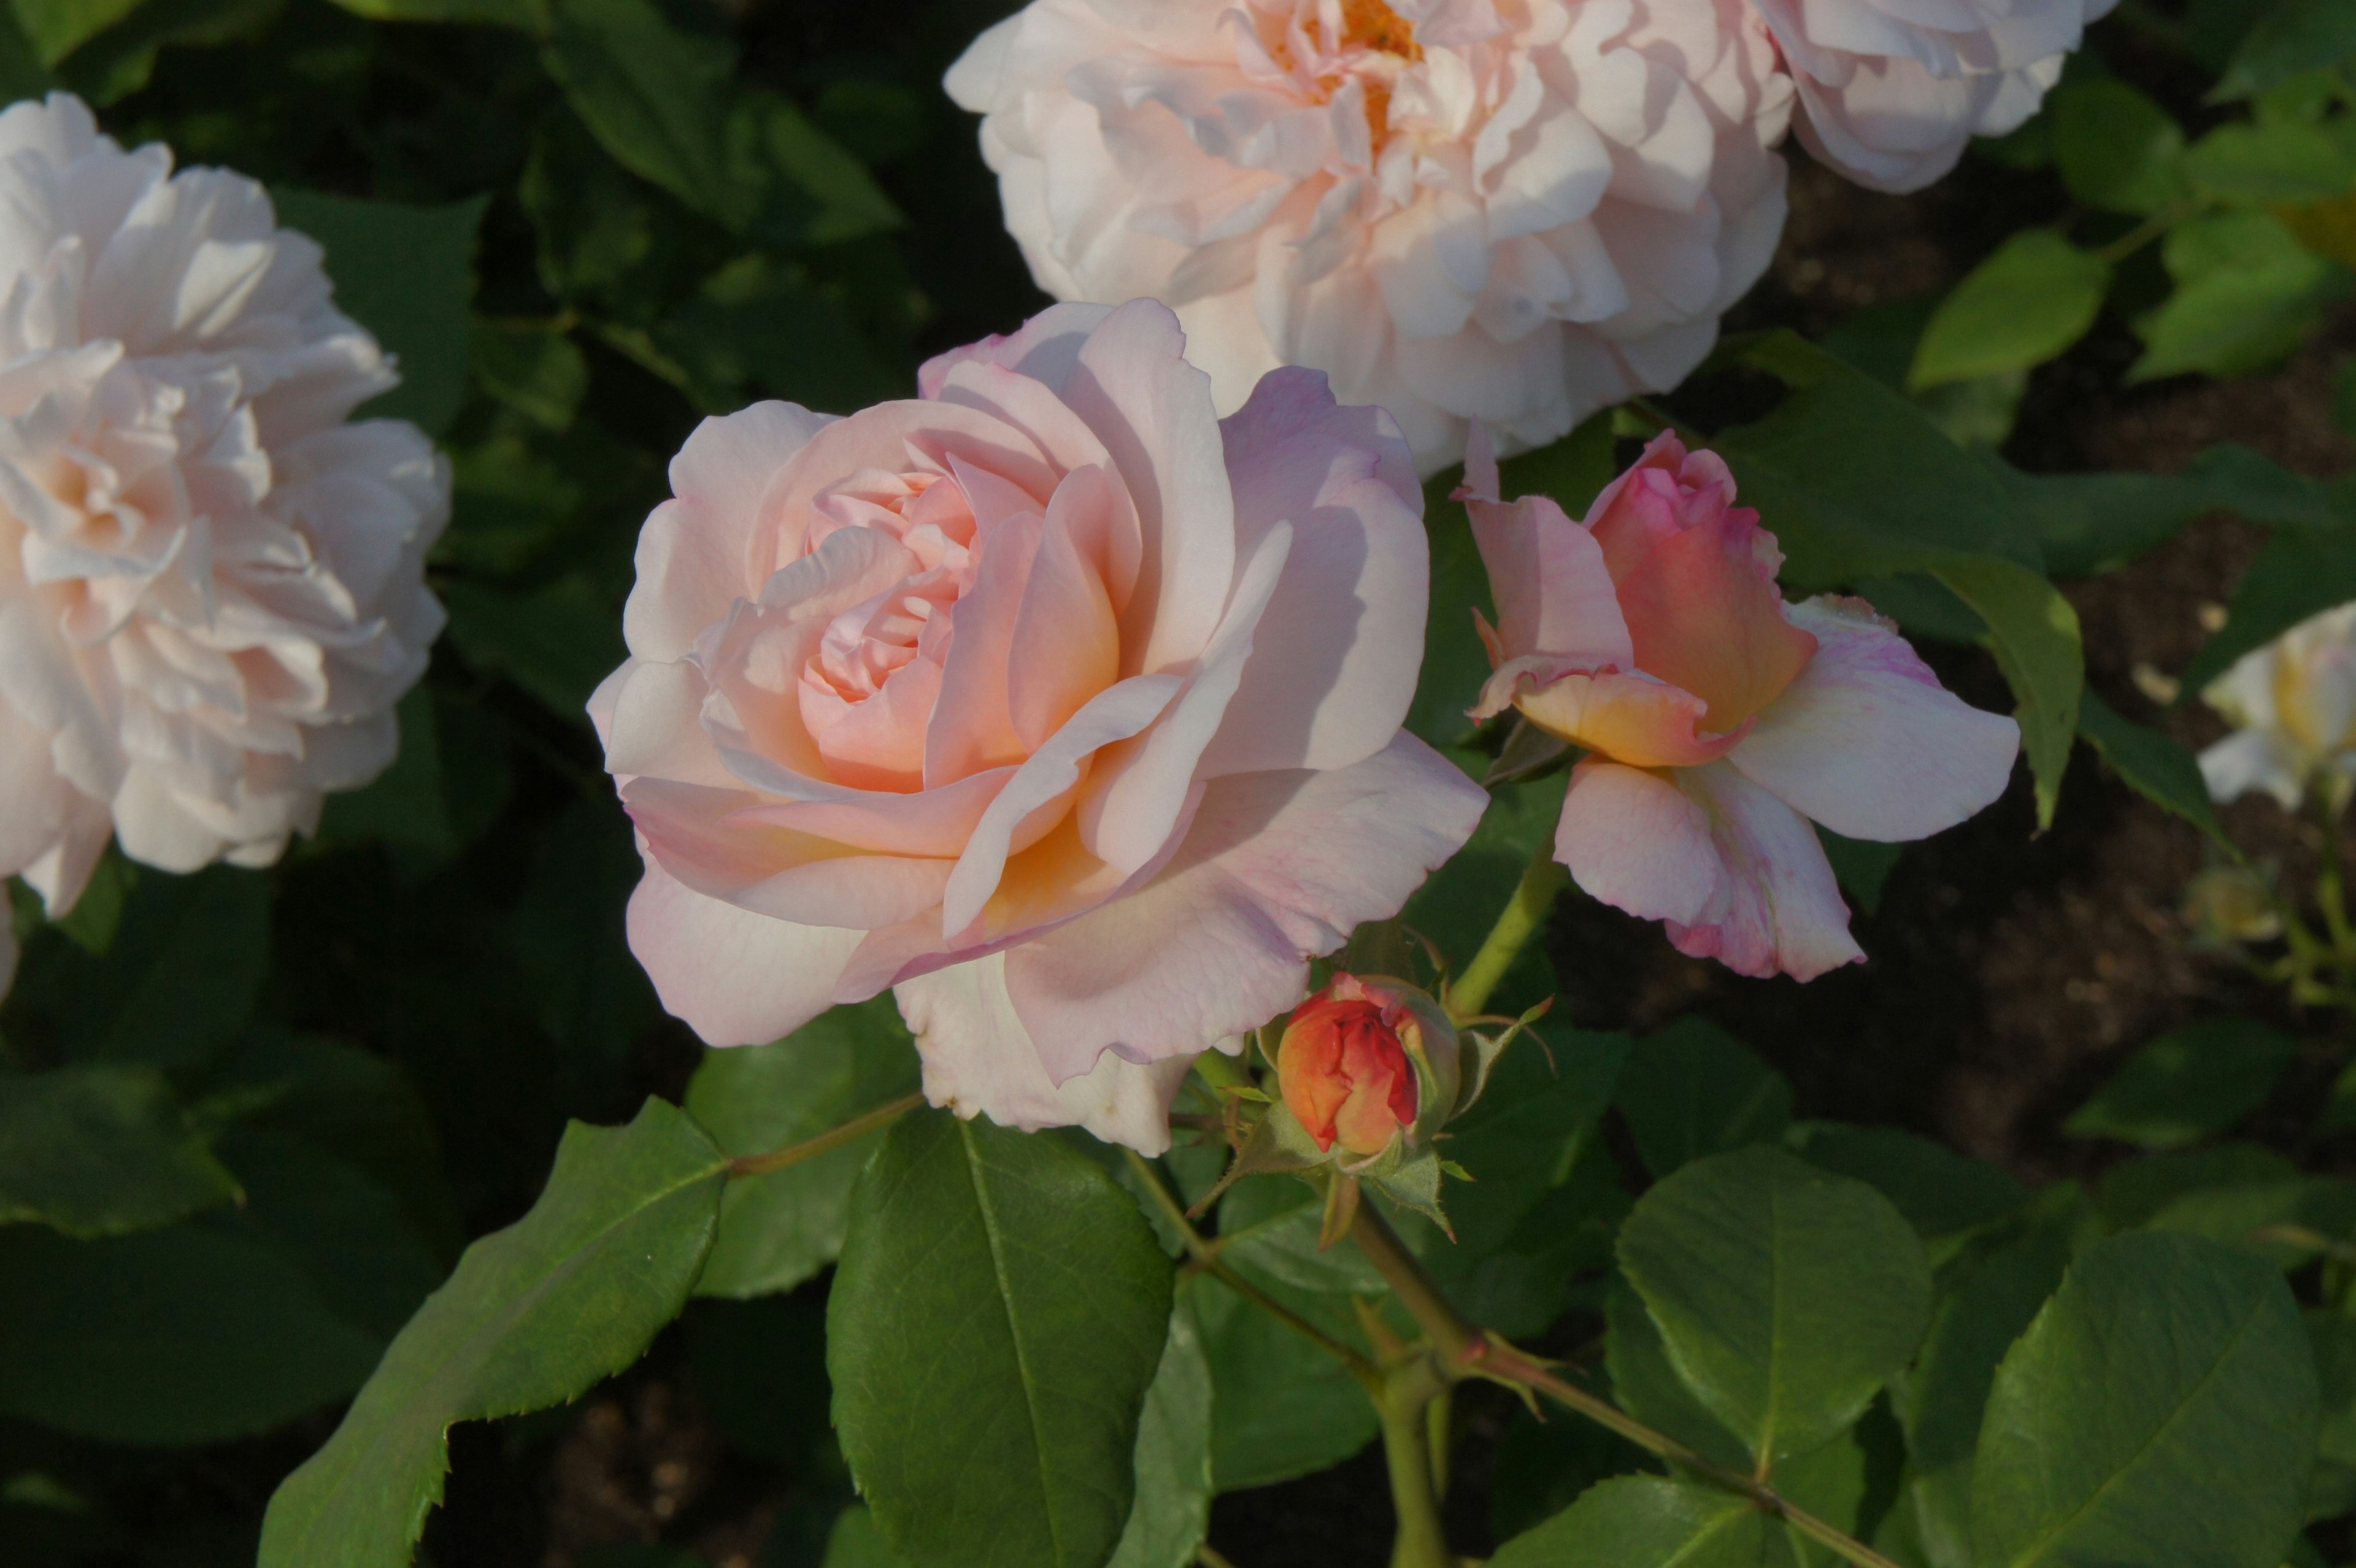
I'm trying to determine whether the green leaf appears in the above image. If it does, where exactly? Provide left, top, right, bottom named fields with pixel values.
left=829, top=1110, right=1174, bottom=1568
left=0, top=1221, right=387, bottom=1445
left=471, top=321, right=587, bottom=431
left=440, top=574, right=625, bottom=718
left=1433, top=1028, right=1629, bottom=1259
left=652, top=256, right=899, bottom=414
left=2186, top=121, right=2356, bottom=207
left=1788, top=1124, right=2025, bottom=1243
left=24, top=864, right=270, bottom=1070
left=1717, top=334, right=2082, bottom=826
left=2096, top=1143, right=2299, bottom=1228
left=1969, top=1231, right=2317, bottom=1568
left=1108, top=1293, right=1214, bottom=1568
left=1191, top=1264, right=1377, bottom=1491
left=257, top=1098, right=729, bottom=1568
left=1814, top=826, right=1902, bottom=916
left=10, top=0, right=139, bottom=63
left=2074, top=690, right=2228, bottom=848
left=324, top=0, right=546, bottom=29
left=1909, top=233, right=2111, bottom=390
left=1604, top=1280, right=1750, bottom=1472
left=1617, top=1146, right=1933, bottom=1467
left=2052, top=79, right=2186, bottom=214
left=271, top=191, right=487, bottom=437
left=2133, top=211, right=2350, bottom=383
left=0, top=1065, right=239, bottom=1237
left=215, top=1126, right=451, bottom=1340
left=737, top=89, right=903, bottom=247
left=823, top=1507, right=914, bottom=1567
left=0, top=0, right=52, bottom=92
left=541, top=0, right=747, bottom=228
left=686, top=996, right=922, bottom=1299
left=2064, top=1019, right=2300, bottom=1150
left=2306, top=1310, right=2356, bottom=1521
left=2183, top=528, right=2356, bottom=694
left=315, top=685, right=458, bottom=867
left=1488, top=1475, right=1801, bottom=1567
left=2217, top=0, right=2356, bottom=98
left=1614, top=1018, right=1793, bottom=1180
left=1890, top=1205, right=2081, bottom=1568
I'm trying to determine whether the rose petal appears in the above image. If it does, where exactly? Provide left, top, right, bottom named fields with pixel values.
left=624, top=777, right=956, bottom=931
left=625, top=401, right=835, bottom=663
left=1195, top=366, right=1431, bottom=776
left=1005, top=731, right=1487, bottom=1085
left=1509, top=666, right=1747, bottom=767
left=895, top=950, right=1201, bottom=1153
left=1612, top=504, right=1816, bottom=732
left=1728, top=594, right=2020, bottom=840
left=626, top=856, right=866, bottom=1047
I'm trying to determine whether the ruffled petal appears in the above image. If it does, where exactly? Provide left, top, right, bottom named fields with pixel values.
left=895, top=950, right=1201, bottom=1153
left=1003, top=730, right=1487, bottom=1085
left=1728, top=595, right=2019, bottom=840
left=626, top=856, right=866, bottom=1047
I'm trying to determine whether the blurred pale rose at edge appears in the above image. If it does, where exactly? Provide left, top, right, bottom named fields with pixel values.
left=945, top=0, right=1796, bottom=478
left=1758, top=0, right=2119, bottom=193
left=0, top=92, right=450, bottom=952
left=2199, top=601, right=2356, bottom=813
left=1465, top=426, right=2019, bottom=979
left=592, top=299, right=1487, bottom=1153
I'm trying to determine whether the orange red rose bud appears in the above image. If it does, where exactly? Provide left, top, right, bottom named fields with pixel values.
left=1277, top=974, right=1460, bottom=1159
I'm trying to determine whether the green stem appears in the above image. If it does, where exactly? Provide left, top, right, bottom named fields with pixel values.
left=726, top=1093, right=924, bottom=1178
left=1120, top=1149, right=1375, bottom=1375
left=1195, top=1547, right=1240, bottom=1568
left=1346, top=1205, right=1904, bottom=1568
left=1449, top=850, right=1568, bottom=1021
left=2090, top=202, right=2192, bottom=266
left=1375, top=1356, right=1454, bottom=1568
left=2318, top=791, right=2354, bottom=958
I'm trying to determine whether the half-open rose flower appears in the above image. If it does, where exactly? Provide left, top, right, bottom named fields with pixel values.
left=1465, top=428, right=2018, bottom=978
left=2198, top=601, right=2356, bottom=812
left=1753, top=0, right=2115, bottom=192
left=1277, top=972, right=1460, bottom=1157
left=946, top=0, right=1793, bottom=476
left=593, top=299, right=1487, bottom=1153
left=0, top=93, right=448, bottom=923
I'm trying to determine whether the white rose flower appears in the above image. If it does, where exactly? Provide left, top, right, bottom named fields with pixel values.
left=947, top=0, right=1793, bottom=475
left=2200, top=602, right=2356, bottom=812
left=1754, top=0, right=2117, bottom=192
left=0, top=93, right=448, bottom=921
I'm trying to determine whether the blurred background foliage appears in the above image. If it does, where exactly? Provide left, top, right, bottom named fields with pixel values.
left=13, top=0, right=2356, bottom=1565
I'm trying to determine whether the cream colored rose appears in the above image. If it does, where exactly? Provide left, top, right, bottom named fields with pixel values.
left=1754, top=0, right=2117, bottom=192
left=947, top=0, right=1792, bottom=475
left=0, top=93, right=448, bottom=923
left=2201, top=602, right=2356, bottom=812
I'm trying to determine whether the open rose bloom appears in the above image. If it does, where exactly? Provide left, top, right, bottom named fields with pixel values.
left=1466, top=428, right=2019, bottom=978
left=947, top=0, right=1793, bottom=475
left=1759, top=0, right=2115, bottom=192
left=594, top=299, right=1486, bottom=1151
left=2198, top=602, right=2356, bottom=812
left=0, top=94, right=448, bottom=921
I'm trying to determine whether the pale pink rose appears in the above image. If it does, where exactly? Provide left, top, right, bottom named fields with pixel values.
left=946, top=0, right=1793, bottom=476
left=1754, top=0, right=2116, bottom=192
left=1464, top=427, right=2017, bottom=978
left=0, top=94, right=449, bottom=923
left=593, top=299, right=1486, bottom=1152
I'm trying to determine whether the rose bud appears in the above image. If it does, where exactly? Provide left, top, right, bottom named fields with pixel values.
left=1277, top=974, right=1460, bottom=1160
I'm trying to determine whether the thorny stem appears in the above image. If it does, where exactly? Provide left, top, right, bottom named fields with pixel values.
left=726, top=1093, right=925, bottom=1178
left=1119, top=1149, right=1376, bottom=1377
left=1449, top=848, right=1568, bottom=1021
left=1347, top=1204, right=1907, bottom=1568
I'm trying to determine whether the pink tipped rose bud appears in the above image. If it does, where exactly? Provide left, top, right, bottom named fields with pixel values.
left=1278, top=974, right=1458, bottom=1157
left=1462, top=426, right=2020, bottom=981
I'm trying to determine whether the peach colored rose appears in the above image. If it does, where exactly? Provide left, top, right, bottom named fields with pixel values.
left=0, top=94, right=448, bottom=925
left=946, top=0, right=1792, bottom=476
left=1277, top=972, right=1460, bottom=1156
left=593, top=300, right=1486, bottom=1152
left=1754, top=0, right=2116, bottom=192
left=1465, top=427, right=2018, bottom=978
